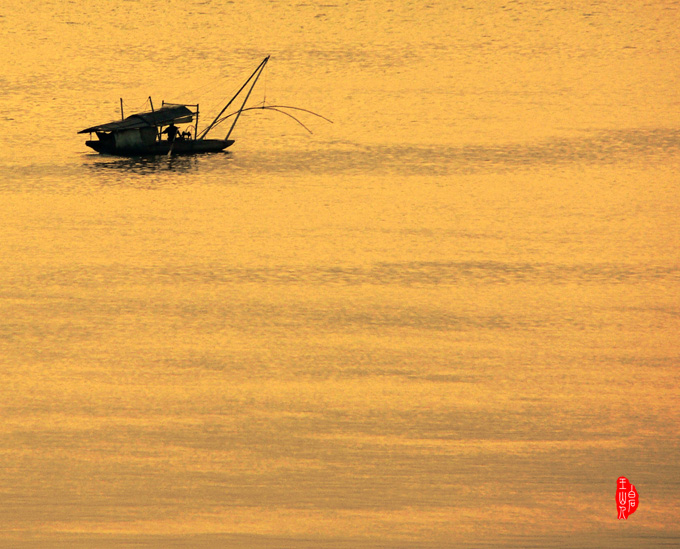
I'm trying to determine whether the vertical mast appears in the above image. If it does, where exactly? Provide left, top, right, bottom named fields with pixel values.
left=149, top=96, right=160, bottom=139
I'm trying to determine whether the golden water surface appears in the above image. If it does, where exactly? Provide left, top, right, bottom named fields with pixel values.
left=1, top=1, right=679, bottom=547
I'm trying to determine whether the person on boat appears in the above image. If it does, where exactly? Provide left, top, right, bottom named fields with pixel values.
left=163, top=124, right=179, bottom=141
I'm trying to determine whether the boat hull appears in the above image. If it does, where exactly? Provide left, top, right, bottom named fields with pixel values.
left=85, top=138, right=234, bottom=156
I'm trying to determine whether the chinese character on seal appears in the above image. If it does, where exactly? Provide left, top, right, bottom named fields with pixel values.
left=616, top=476, right=638, bottom=519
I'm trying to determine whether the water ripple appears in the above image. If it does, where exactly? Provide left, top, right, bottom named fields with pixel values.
left=9, top=260, right=679, bottom=290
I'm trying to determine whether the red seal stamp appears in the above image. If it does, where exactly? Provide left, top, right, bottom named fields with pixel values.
left=616, top=476, right=638, bottom=519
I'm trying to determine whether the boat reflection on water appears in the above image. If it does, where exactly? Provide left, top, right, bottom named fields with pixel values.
left=83, top=154, right=216, bottom=190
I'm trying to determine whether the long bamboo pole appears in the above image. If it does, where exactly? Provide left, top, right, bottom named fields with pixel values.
left=224, top=56, right=269, bottom=143
left=198, top=56, right=270, bottom=140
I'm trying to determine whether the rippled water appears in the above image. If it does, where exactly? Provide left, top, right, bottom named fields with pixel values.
left=1, top=1, right=679, bottom=547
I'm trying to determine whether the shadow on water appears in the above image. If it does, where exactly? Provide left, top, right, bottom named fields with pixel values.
left=25, top=260, right=680, bottom=289
left=234, top=127, right=680, bottom=177
left=2, top=127, right=676, bottom=192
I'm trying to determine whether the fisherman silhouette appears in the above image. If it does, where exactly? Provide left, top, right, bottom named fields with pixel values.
left=163, top=124, right=179, bottom=141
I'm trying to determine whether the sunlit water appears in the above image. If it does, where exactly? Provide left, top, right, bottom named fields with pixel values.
left=1, top=1, right=679, bottom=547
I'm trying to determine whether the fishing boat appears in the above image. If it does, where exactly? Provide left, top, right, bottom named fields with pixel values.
left=79, top=56, right=270, bottom=157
